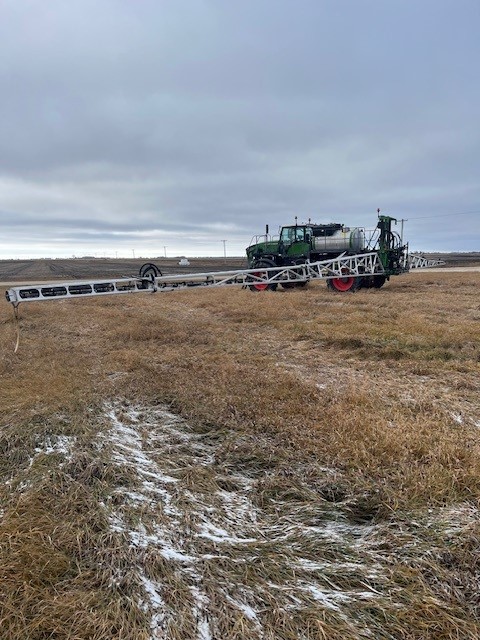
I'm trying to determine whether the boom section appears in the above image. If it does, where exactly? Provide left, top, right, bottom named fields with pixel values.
left=406, top=254, right=445, bottom=269
left=4, top=250, right=442, bottom=307
left=5, top=251, right=383, bottom=305
left=5, top=278, right=152, bottom=305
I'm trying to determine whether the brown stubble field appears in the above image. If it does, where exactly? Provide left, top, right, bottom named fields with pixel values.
left=0, top=270, right=479, bottom=639
left=0, top=257, right=249, bottom=283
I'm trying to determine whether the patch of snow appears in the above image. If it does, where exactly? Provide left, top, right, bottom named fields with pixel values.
left=34, top=434, right=75, bottom=457
left=28, top=435, right=76, bottom=470
left=303, top=585, right=342, bottom=610
left=237, top=602, right=257, bottom=621
left=122, top=490, right=151, bottom=504
left=196, top=618, right=212, bottom=640
left=140, top=575, right=165, bottom=609
left=215, top=489, right=258, bottom=523
left=195, top=518, right=258, bottom=544
left=138, top=574, right=166, bottom=639
left=99, top=400, right=402, bottom=639
left=428, top=504, right=480, bottom=535
left=160, top=546, right=195, bottom=563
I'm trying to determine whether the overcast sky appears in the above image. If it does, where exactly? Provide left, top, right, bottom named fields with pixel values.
left=0, top=0, right=479, bottom=258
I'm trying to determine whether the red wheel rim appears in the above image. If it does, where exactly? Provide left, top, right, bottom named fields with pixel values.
left=331, top=276, right=355, bottom=291
left=251, top=271, right=268, bottom=290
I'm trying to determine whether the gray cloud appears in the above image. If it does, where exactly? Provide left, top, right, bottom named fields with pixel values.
left=0, top=0, right=479, bottom=258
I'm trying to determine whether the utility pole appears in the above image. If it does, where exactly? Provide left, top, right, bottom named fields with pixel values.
left=132, top=249, right=135, bottom=259
left=400, top=219, right=408, bottom=244
left=164, top=246, right=167, bottom=258
left=221, top=239, right=227, bottom=261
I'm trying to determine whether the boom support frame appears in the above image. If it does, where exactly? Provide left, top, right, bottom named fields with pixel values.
left=5, top=251, right=443, bottom=307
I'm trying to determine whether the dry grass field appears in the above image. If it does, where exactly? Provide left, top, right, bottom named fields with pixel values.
left=1, top=269, right=479, bottom=639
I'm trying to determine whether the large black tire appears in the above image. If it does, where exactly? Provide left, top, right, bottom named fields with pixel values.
left=327, top=275, right=363, bottom=292
left=248, top=260, right=278, bottom=292
left=282, top=281, right=309, bottom=289
left=373, top=275, right=387, bottom=289
left=362, top=275, right=387, bottom=289
left=139, top=263, right=162, bottom=279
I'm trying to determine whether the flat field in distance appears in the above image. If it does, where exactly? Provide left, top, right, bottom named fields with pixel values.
left=1, top=269, right=479, bottom=639
left=0, top=256, right=248, bottom=283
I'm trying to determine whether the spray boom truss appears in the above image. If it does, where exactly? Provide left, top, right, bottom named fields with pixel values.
left=5, top=251, right=443, bottom=308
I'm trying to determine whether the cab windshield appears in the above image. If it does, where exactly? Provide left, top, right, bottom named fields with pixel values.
left=280, top=227, right=307, bottom=244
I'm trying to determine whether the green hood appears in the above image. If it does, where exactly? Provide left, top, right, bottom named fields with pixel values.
left=246, top=240, right=280, bottom=264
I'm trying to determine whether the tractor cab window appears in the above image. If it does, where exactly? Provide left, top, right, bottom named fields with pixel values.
left=280, top=227, right=306, bottom=244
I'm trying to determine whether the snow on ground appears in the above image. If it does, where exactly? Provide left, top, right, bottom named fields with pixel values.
left=100, top=402, right=479, bottom=639
left=33, top=434, right=76, bottom=460
left=100, top=402, right=388, bottom=638
left=2, top=433, right=77, bottom=497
